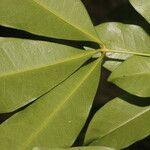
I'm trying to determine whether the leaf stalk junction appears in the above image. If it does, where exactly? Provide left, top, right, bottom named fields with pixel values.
left=97, top=47, right=150, bottom=57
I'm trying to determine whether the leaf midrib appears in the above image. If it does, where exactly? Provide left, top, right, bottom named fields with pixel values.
left=90, top=107, right=150, bottom=145
left=21, top=58, right=100, bottom=150
left=0, top=51, right=95, bottom=78
left=32, top=0, right=99, bottom=43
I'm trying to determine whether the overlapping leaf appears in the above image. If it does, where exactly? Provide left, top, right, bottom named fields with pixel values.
left=129, top=0, right=150, bottom=24
left=84, top=96, right=150, bottom=149
left=109, top=56, right=150, bottom=97
left=0, top=58, right=102, bottom=149
left=0, top=0, right=99, bottom=42
left=0, top=38, right=96, bottom=113
left=95, top=22, right=150, bottom=71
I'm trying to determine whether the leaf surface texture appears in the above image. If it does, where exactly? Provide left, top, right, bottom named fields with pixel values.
left=129, top=0, right=150, bottom=23
left=0, top=58, right=101, bottom=149
left=0, top=38, right=95, bottom=112
left=84, top=96, right=150, bottom=149
left=0, top=0, right=99, bottom=42
left=95, top=23, right=150, bottom=71
left=109, top=56, right=150, bottom=97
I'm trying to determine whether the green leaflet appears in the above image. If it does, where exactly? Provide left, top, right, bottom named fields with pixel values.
left=95, top=22, right=150, bottom=71
left=0, top=38, right=96, bottom=113
left=0, top=0, right=99, bottom=42
left=32, top=146, right=115, bottom=150
left=129, top=0, right=150, bottom=24
left=0, top=58, right=102, bottom=149
left=84, top=95, right=150, bottom=149
left=108, top=56, right=150, bottom=97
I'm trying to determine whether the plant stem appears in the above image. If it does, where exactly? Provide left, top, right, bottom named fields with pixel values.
left=99, top=48, right=150, bottom=57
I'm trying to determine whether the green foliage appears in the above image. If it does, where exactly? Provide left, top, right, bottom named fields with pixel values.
left=0, top=0, right=99, bottom=42
left=0, top=0, right=150, bottom=150
left=84, top=96, right=150, bottom=149
left=109, top=56, right=150, bottom=97
left=0, top=59, right=101, bottom=149
left=0, top=38, right=95, bottom=113
left=95, top=23, right=150, bottom=71
left=129, top=0, right=150, bottom=23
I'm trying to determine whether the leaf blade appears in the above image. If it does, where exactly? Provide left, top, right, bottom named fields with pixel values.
left=108, top=56, right=150, bottom=97
left=95, top=22, right=150, bottom=71
left=0, top=0, right=99, bottom=42
left=129, top=0, right=150, bottom=24
left=84, top=96, right=150, bottom=149
left=0, top=38, right=95, bottom=113
left=0, top=58, right=102, bottom=149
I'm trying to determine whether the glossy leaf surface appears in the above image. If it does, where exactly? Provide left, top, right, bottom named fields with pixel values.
left=84, top=96, right=150, bottom=149
left=0, top=0, right=99, bottom=42
left=95, top=22, right=150, bottom=71
left=0, top=38, right=95, bottom=113
left=109, top=56, right=150, bottom=97
left=129, top=0, right=150, bottom=23
left=0, top=58, right=101, bottom=149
